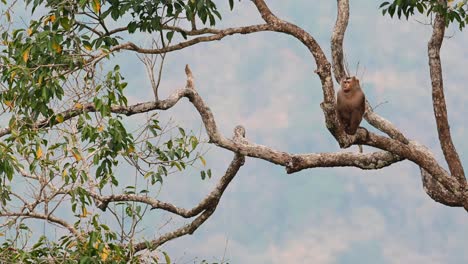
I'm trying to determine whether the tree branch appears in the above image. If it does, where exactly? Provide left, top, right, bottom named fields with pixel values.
left=428, top=11, right=466, bottom=186
left=331, top=0, right=350, bottom=83
left=132, top=126, right=246, bottom=252
left=364, top=102, right=409, bottom=144
left=0, top=212, right=83, bottom=241
left=87, top=24, right=273, bottom=67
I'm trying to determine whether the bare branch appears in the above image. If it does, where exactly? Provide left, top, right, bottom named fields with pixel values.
left=252, top=0, right=334, bottom=103
left=132, top=128, right=247, bottom=252
left=0, top=212, right=83, bottom=241
left=428, top=11, right=466, bottom=185
left=331, top=0, right=350, bottom=82
left=288, top=151, right=403, bottom=174
left=364, top=102, right=409, bottom=144
left=87, top=24, right=273, bottom=66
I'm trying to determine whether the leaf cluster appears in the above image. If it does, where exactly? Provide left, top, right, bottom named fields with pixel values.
left=380, top=0, right=468, bottom=29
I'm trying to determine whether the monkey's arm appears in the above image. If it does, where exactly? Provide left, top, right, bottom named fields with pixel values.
left=347, top=94, right=366, bottom=134
left=347, top=109, right=364, bottom=135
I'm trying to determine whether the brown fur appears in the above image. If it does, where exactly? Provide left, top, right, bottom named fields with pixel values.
left=336, top=76, right=366, bottom=135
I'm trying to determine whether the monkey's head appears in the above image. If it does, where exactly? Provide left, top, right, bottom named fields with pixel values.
left=341, top=76, right=360, bottom=93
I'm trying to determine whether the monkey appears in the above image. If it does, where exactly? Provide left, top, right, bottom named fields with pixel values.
left=336, top=76, right=366, bottom=135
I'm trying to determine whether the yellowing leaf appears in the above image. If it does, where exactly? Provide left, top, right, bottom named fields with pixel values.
left=67, top=241, right=76, bottom=249
left=62, top=170, right=68, bottom=178
left=127, top=145, right=135, bottom=153
left=5, top=11, right=10, bottom=22
left=74, top=102, right=83, bottom=109
left=10, top=71, right=16, bottom=82
left=50, top=15, right=56, bottom=23
left=72, top=150, right=82, bottom=161
left=92, top=0, right=101, bottom=13
left=52, top=41, right=62, bottom=53
left=93, top=239, right=101, bottom=249
left=55, top=115, right=64, bottom=123
left=4, top=100, right=14, bottom=109
left=36, top=147, right=43, bottom=159
left=199, top=156, right=206, bottom=167
left=100, top=246, right=110, bottom=261
left=22, top=49, right=29, bottom=63
left=0, top=233, right=4, bottom=237
left=80, top=207, right=87, bottom=218
left=27, top=28, right=33, bottom=36
left=84, top=44, right=93, bottom=51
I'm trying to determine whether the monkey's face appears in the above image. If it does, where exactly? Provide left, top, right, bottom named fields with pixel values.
left=341, top=77, right=358, bottom=93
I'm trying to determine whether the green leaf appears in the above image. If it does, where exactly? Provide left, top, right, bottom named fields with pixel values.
left=166, top=31, right=174, bottom=42
left=379, top=2, right=390, bottom=8
left=128, top=22, right=138, bottom=33
left=178, top=127, right=185, bottom=136
left=163, top=252, right=171, bottom=264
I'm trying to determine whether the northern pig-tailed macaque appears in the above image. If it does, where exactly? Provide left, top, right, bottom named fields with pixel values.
left=336, top=76, right=365, bottom=135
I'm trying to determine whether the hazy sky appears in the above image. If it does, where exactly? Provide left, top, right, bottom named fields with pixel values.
left=132, top=1, right=468, bottom=263
left=3, top=1, right=468, bottom=263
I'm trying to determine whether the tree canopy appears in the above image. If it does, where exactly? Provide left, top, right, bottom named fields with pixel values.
left=0, top=0, right=467, bottom=262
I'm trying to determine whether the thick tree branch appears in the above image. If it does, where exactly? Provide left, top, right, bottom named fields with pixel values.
left=428, top=12, right=466, bottom=186
left=252, top=0, right=334, bottom=103
left=331, top=0, right=350, bottom=83
left=0, top=71, right=440, bottom=193
left=288, top=151, right=403, bottom=174
left=364, top=103, right=409, bottom=144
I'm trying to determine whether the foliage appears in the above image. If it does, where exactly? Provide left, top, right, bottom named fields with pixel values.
left=380, top=0, right=468, bottom=29
left=0, top=0, right=233, bottom=261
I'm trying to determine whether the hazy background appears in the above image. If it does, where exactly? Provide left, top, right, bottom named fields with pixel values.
left=3, top=1, right=468, bottom=263
left=134, top=1, right=468, bottom=263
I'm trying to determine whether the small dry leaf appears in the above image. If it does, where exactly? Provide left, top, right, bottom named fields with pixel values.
left=36, top=147, right=43, bottom=159
left=10, top=71, right=16, bottom=81
left=52, top=42, right=62, bottom=53
left=80, top=207, right=87, bottom=218
left=100, top=246, right=110, bottom=261
left=127, top=145, right=135, bottom=153
left=72, top=150, right=82, bottom=161
left=55, top=115, right=64, bottom=123
left=4, top=100, right=14, bottom=109
left=200, top=156, right=206, bottom=167
left=22, top=50, right=29, bottom=63
left=74, top=102, right=83, bottom=109
left=92, top=0, right=101, bottom=13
